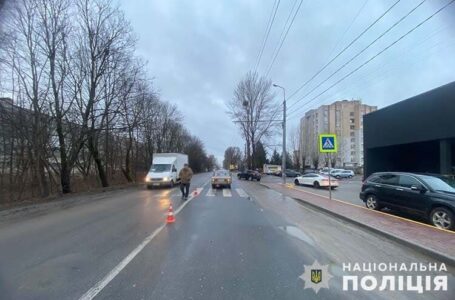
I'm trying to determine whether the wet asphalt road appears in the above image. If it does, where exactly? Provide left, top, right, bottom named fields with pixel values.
left=0, top=173, right=453, bottom=299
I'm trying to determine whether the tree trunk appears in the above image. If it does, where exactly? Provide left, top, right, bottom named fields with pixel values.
left=122, top=135, right=133, bottom=182
left=88, top=133, right=109, bottom=187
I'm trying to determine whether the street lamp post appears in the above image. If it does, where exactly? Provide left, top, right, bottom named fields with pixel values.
left=273, top=84, right=286, bottom=184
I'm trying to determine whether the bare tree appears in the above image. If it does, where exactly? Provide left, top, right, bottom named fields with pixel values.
left=73, top=0, right=135, bottom=187
left=0, top=0, right=213, bottom=203
left=311, top=151, right=320, bottom=169
left=33, top=0, right=76, bottom=193
left=5, top=0, right=51, bottom=197
left=118, top=65, right=145, bottom=182
left=289, top=124, right=301, bottom=170
left=223, top=146, right=242, bottom=169
left=228, top=71, right=278, bottom=169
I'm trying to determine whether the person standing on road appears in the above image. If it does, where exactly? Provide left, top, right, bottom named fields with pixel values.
left=179, top=163, right=193, bottom=200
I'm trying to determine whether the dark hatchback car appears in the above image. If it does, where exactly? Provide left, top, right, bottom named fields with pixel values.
left=360, top=172, right=455, bottom=230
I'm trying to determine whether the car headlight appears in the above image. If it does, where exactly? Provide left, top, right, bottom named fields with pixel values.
left=145, top=176, right=151, bottom=182
left=163, top=177, right=169, bottom=181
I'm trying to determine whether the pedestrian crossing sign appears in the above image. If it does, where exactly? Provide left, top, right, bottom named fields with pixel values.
left=319, top=134, right=337, bottom=153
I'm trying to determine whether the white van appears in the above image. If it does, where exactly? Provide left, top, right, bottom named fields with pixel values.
left=145, top=153, right=188, bottom=188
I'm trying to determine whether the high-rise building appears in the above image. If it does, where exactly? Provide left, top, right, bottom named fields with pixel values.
left=299, top=100, right=377, bottom=168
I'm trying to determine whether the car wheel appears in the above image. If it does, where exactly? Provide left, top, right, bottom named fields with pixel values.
left=227, top=184, right=231, bottom=189
left=146, top=185, right=152, bottom=190
left=170, top=180, right=174, bottom=188
left=430, top=207, right=454, bottom=230
left=313, top=181, right=320, bottom=188
left=256, top=178, right=260, bottom=182
left=365, top=194, right=380, bottom=210
left=294, top=179, right=299, bottom=186
left=336, top=175, right=341, bottom=179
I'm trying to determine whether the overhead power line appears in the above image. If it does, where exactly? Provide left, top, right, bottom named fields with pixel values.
left=326, top=0, right=370, bottom=60
left=287, top=0, right=427, bottom=111
left=287, top=0, right=455, bottom=120
left=254, top=0, right=281, bottom=73
left=286, top=0, right=401, bottom=103
left=264, top=0, right=304, bottom=77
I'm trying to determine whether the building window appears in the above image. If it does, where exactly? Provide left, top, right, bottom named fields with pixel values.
left=350, top=132, right=355, bottom=137
left=350, top=118, right=355, bottom=124
left=351, top=138, right=355, bottom=142
left=350, top=112, right=354, bottom=116
left=350, top=125, right=355, bottom=130
left=351, top=151, right=355, bottom=156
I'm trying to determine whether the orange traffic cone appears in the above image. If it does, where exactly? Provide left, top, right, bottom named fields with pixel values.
left=166, top=204, right=175, bottom=224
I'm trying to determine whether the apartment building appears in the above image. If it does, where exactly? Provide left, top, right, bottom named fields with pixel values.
left=299, top=100, right=377, bottom=168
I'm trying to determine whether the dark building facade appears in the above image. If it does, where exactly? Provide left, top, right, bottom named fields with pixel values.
left=363, top=82, right=455, bottom=178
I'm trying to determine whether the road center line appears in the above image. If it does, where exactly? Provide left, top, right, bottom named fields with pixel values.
left=79, top=179, right=210, bottom=300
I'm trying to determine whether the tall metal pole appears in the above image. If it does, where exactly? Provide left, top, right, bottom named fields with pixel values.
left=328, top=153, right=332, bottom=200
left=282, top=89, right=286, bottom=185
left=273, top=84, right=286, bottom=185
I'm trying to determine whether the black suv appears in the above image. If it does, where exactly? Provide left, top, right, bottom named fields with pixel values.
left=237, top=170, right=261, bottom=181
left=360, top=172, right=455, bottom=230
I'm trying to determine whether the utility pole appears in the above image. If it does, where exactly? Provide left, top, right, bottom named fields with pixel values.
left=273, top=84, right=286, bottom=184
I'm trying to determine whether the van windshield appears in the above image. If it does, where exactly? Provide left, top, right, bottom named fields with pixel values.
left=151, top=164, right=172, bottom=172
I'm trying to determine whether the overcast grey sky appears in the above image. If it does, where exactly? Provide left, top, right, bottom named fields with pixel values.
left=119, top=0, right=455, bottom=163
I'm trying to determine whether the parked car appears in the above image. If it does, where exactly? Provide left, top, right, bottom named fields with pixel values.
left=275, top=170, right=301, bottom=177
left=294, top=173, right=339, bottom=189
left=285, top=169, right=301, bottom=177
left=334, top=170, right=354, bottom=179
left=211, top=169, right=232, bottom=189
left=237, top=170, right=261, bottom=181
left=329, top=169, right=344, bottom=176
left=360, top=172, right=455, bottom=230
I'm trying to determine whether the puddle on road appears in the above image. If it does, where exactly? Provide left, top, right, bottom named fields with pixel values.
left=278, top=226, right=316, bottom=246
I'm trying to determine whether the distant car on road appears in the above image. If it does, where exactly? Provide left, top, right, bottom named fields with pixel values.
left=333, top=170, right=354, bottom=179
left=294, top=173, right=339, bottom=189
left=237, top=170, right=261, bottom=181
left=211, top=169, right=232, bottom=189
left=360, top=172, right=455, bottom=230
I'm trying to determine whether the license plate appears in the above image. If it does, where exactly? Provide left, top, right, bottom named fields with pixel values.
left=153, top=183, right=160, bottom=186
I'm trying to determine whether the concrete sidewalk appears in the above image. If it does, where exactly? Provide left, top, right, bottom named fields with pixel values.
left=261, top=182, right=455, bottom=266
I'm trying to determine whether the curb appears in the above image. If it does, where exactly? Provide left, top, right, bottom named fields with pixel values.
left=260, top=182, right=455, bottom=266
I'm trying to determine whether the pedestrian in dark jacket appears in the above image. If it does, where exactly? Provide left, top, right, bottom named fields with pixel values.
left=179, top=164, right=193, bottom=200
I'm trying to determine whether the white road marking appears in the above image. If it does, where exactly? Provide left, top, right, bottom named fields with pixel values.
left=235, top=188, right=248, bottom=198
left=206, top=188, right=215, bottom=197
left=222, top=189, right=232, bottom=197
left=175, top=187, right=203, bottom=214
left=79, top=182, right=209, bottom=300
